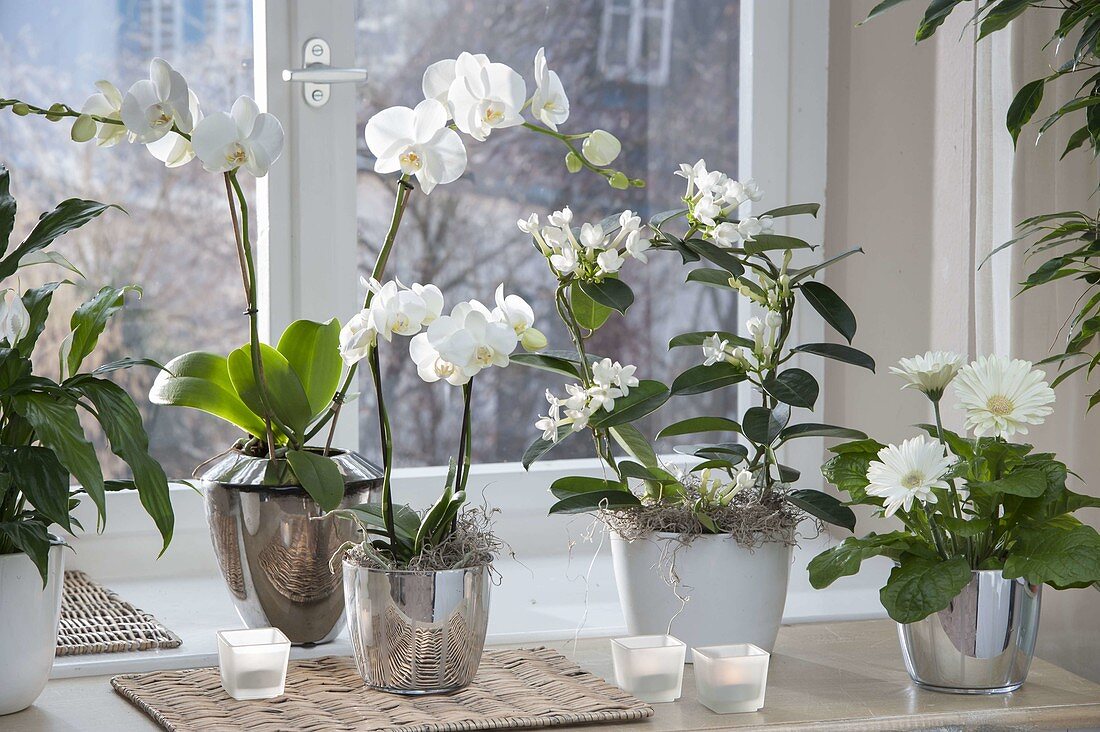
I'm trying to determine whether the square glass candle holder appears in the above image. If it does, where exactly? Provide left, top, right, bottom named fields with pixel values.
left=217, top=627, right=291, bottom=700
left=610, top=635, right=687, bottom=703
left=693, top=643, right=770, bottom=713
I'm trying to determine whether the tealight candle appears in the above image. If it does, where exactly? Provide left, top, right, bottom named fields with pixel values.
left=692, top=643, right=770, bottom=713
left=217, top=627, right=291, bottom=700
left=610, top=635, right=686, bottom=703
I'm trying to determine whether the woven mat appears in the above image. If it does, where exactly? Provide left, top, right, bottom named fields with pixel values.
left=111, top=649, right=653, bottom=732
left=57, top=571, right=182, bottom=656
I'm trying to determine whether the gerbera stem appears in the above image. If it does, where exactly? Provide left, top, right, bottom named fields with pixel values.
left=931, top=398, right=964, bottom=555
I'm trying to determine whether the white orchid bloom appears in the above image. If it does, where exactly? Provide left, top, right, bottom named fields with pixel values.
left=409, top=329, right=472, bottom=385
left=365, top=98, right=467, bottom=195
left=492, top=284, right=536, bottom=336
left=596, top=249, right=625, bottom=276
left=80, top=81, right=127, bottom=147
left=191, top=96, right=284, bottom=177
left=366, top=280, right=432, bottom=341
left=338, top=311, right=376, bottom=366
left=0, top=290, right=30, bottom=346
left=146, top=89, right=201, bottom=168
left=531, top=47, right=569, bottom=130
left=409, top=283, right=445, bottom=324
left=456, top=307, right=518, bottom=375
left=448, top=56, right=526, bottom=141
left=582, top=129, right=621, bottom=166
left=120, top=58, right=194, bottom=143
left=624, top=230, right=651, bottom=262
left=422, top=52, right=490, bottom=109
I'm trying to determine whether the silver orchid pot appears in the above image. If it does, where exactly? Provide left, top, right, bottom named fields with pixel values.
left=897, top=570, right=1042, bottom=694
left=342, top=559, right=491, bottom=694
left=199, top=448, right=382, bottom=645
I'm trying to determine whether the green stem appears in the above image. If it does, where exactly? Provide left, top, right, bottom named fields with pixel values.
left=521, top=122, right=614, bottom=179
left=367, top=344, right=396, bottom=545
left=3, top=98, right=191, bottom=140
left=456, top=381, right=474, bottom=492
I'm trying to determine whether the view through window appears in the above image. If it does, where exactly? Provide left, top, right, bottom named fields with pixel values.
left=0, top=0, right=254, bottom=479
left=354, top=0, right=741, bottom=466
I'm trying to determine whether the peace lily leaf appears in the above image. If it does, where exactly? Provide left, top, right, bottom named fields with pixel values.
left=74, top=379, right=173, bottom=552
left=590, top=380, right=670, bottom=428
left=0, top=198, right=121, bottom=281
left=149, top=351, right=270, bottom=439
left=228, top=344, right=313, bottom=440
left=277, top=318, right=342, bottom=420
left=799, top=281, right=857, bottom=343
left=511, top=352, right=582, bottom=378
left=787, top=489, right=856, bottom=531
left=0, top=165, right=15, bottom=257
left=671, top=363, right=746, bottom=395
left=17, top=249, right=83, bottom=277
left=792, top=343, right=875, bottom=372
left=578, top=277, right=634, bottom=315
left=66, top=285, right=140, bottom=377
left=570, top=282, right=613, bottom=330
left=12, top=392, right=105, bottom=525
left=285, top=449, right=345, bottom=512
left=0, top=446, right=71, bottom=532
left=1003, top=517, right=1100, bottom=587
left=880, top=556, right=972, bottom=624
left=550, top=476, right=626, bottom=500
left=808, top=532, right=933, bottom=589
left=0, top=521, right=52, bottom=586
left=609, top=423, right=659, bottom=468
left=549, top=489, right=640, bottom=515
left=656, top=416, right=742, bottom=439
left=19, top=281, right=66, bottom=357
left=763, top=368, right=819, bottom=409
left=742, top=403, right=790, bottom=446
left=92, top=357, right=165, bottom=376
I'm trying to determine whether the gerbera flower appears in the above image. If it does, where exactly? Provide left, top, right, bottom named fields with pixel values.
left=865, top=436, right=952, bottom=517
left=889, top=351, right=965, bottom=401
left=953, top=355, right=1055, bottom=439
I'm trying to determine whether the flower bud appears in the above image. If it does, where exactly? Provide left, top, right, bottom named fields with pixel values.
left=71, top=114, right=97, bottom=143
left=630, top=178, right=646, bottom=188
left=521, top=327, right=548, bottom=352
left=45, top=103, right=66, bottom=122
left=11, top=102, right=29, bottom=116
left=766, top=310, right=783, bottom=329
left=746, top=316, right=765, bottom=337
left=583, top=129, right=622, bottom=166
left=565, top=151, right=582, bottom=173
left=608, top=171, right=630, bottom=190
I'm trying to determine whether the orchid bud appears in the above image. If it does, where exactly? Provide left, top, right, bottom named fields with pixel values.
left=521, top=327, right=548, bottom=352
left=608, top=171, right=630, bottom=190
left=630, top=178, right=646, bottom=188
left=45, top=103, right=66, bottom=122
left=71, top=114, right=97, bottom=143
left=565, top=151, right=582, bottom=173
left=583, top=129, right=622, bottom=166
left=11, top=103, right=29, bottom=116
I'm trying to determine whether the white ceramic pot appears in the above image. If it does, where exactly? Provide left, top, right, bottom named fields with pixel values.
left=0, top=545, right=64, bottom=715
left=610, top=531, right=792, bottom=659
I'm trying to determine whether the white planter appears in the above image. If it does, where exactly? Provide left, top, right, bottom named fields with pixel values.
left=610, top=532, right=792, bottom=658
left=0, top=545, right=64, bottom=715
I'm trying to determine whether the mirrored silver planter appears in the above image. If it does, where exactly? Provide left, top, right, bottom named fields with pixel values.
left=199, top=449, right=382, bottom=646
left=898, top=570, right=1041, bottom=694
left=342, top=560, right=491, bottom=694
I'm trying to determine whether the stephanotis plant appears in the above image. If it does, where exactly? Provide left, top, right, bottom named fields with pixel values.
left=809, top=352, right=1100, bottom=623
left=516, top=161, right=870, bottom=539
left=0, top=165, right=173, bottom=582
left=334, top=280, right=539, bottom=567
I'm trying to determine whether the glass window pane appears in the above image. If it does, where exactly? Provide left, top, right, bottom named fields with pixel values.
left=354, top=0, right=740, bottom=467
left=0, top=0, right=254, bottom=478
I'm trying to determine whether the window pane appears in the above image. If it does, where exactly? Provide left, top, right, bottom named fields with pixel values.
left=354, top=0, right=740, bottom=467
left=0, top=0, right=254, bottom=478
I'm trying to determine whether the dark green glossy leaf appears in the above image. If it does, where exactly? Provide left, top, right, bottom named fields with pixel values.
left=0, top=165, right=15, bottom=257
left=286, top=449, right=345, bottom=512
left=550, top=476, right=626, bottom=500
left=915, top=0, right=966, bottom=41
left=685, top=267, right=737, bottom=289
left=808, top=532, right=934, bottom=589
left=792, top=343, right=875, bottom=372
left=789, top=247, right=863, bottom=284
left=668, top=330, right=754, bottom=350
left=670, top=363, right=746, bottom=395
left=979, top=0, right=1033, bottom=40
left=0, top=197, right=120, bottom=281
left=744, top=234, right=814, bottom=255
left=578, top=277, right=634, bottom=315
left=609, top=423, right=659, bottom=468
left=227, top=343, right=313, bottom=440
left=880, top=556, right=972, bottom=623
left=762, top=368, right=819, bottom=409
left=800, top=281, right=857, bottom=343
left=522, top=426, right=573, bottom=469
left=0, top=446, right=71, bottom=531
left=549, top=489, right=640, bottom=515
left=570, top=282, right=613, bottom=330
left=0, top=520, right=52, bottom=585
left=742, top=403, right=790, bottom=446
left=787, top=489, right=856, bottom=531
left=590, top=380, right=670, bottom=428
left=760, top=202, right=820, bottom=219
left=1003, top=516, right=1100, bottom=587
left=779, top=423, right=868, bottom=441
left=859, top=0, right=914, bottom=25
left=682, top=238, right=745, bottom=276
left=149, top=351, right=270, bottom=439
left=656, top=416, right=742, bottom=439
left=510, top=352, right=582, bottom=378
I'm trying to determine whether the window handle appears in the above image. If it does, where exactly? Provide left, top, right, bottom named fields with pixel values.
left=281, top=38, right=366, bottom=108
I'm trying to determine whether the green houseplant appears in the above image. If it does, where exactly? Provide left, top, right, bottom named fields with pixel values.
left=516, top=160, right=869, bottom=653
left=0, top=164, right=173, bottom=715
left=810, top=351, right=1100, bottom=692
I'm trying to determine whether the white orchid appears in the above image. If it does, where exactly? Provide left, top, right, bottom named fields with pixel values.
left=365, top=279, right=434, bottom=341
left=120, top=58, right=194, bottom=143
left=0, top=290, right=30, bottom=346
left=338, top=311, right=376, bottom=366
left=416, top=302, right=518, bottom=384
left=582, top=129, right=621, bottom=166
left=448, top=56, right=526, bottom=141
left=531, top=47, right=569, bottom=130
left=410, top=282, right=445, bottom=324
left=492, top=285, right=545, bottom=351
left=191, top=96, right=283, bottom=177
left=146, top=89, right=201, bottom=168
left=365, top=99, right=467, bottom=194
left=80, top=81, right=127, bottom=147
left=409, top=327, right=472, bottom=385
left=421, top=53, right=489, bottom=107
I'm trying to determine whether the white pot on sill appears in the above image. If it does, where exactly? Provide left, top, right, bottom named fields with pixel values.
left=610, top=531, right=792, bottom=661
left=0, top=544, right=64, bottom=715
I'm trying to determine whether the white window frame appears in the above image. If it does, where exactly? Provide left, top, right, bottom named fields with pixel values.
left=70, top=0, right=886, bottom=641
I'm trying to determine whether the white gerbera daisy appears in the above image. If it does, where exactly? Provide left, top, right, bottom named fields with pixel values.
left=952, top=355, right=1055, bottom=439
left=865, top=436, right=952, bottom=518
left=889, top=351, right=965, bottom=401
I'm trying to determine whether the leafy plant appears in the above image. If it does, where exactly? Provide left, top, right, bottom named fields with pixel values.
left=517, top=162, right=868, bottom=535
left=809, top=352, right=1100, bottom=623
left=864, top=0, right=1100, bottom=408
left=0, top=165, right=173, bottom=583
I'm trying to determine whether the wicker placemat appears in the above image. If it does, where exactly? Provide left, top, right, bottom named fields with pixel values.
left=57, top=571, right=182, bottom=656
left=111, top=649, right=653, bottom=732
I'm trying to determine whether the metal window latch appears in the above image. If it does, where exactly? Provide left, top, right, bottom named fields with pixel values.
left=281, top=38, right=367, bottom=108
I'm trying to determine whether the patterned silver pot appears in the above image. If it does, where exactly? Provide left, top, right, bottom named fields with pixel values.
left=897, top=570, right=1042, bottom=694
left=342, top=560, right=491, bottom=694
left=199, top=448, right=382, bottom=646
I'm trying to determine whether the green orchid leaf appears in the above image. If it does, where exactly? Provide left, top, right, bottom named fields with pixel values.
left=277, top=318, right=342, bottom=421
left=285, top=449, right=345, bottom=512
left=787, top=489, right=857, bottom=531
left=228, top=344, right=313, bottom=441
left=880, top=556, right=973, bottom=623
left=149, top=351, right=270, bottom=439
left=334, top=503, right=420, bottom=543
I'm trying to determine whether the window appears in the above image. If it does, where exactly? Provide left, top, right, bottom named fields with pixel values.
left=352, top=0, right=741, bottom=466
left=0, top=0, right=255, bottom=479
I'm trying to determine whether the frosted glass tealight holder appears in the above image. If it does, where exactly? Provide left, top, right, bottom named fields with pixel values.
left=217, top=627, right=291, bottom=700
left=693, top=643, right=770, bottom=713
left=610, top=635, right=686, bottom=703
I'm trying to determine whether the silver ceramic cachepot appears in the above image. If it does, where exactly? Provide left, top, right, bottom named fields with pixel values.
left=898, top=570, right=1042, bottom=694
left=342, top=560, right=491, bottom=694
left=199, top=448, right=382, bottom=646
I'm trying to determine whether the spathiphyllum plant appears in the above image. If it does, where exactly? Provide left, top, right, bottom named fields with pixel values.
left=517, top=161, right=870, bottom=540
left=810, top=352, right=1100, bottom=623
left=0, top=165, right=173, bottom=582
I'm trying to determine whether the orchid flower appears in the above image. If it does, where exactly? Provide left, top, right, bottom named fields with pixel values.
left=80, top=81, right=127, bottom=147
left=146, top=89, right=201, bottom=168
left=364, top=99, right=467, bottom=194
left=531, top=47, right=569, bottom=130
left=191, top=96, right=284, bottom=177
left=120, top=58, right=194, bottom=143
left=448, top=56, right=526, bottom=141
